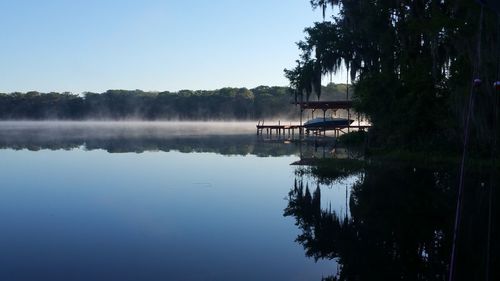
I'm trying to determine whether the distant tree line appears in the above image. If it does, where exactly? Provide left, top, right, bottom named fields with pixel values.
left=0, top=84, right=347, bottom=120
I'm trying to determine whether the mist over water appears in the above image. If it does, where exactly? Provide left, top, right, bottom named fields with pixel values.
left=0, top=121, right=258, bottom=138
left=0, top=121, right=307, bottom=156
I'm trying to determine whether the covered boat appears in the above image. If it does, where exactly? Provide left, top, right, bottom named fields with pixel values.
left=303, top=117, right=354, bottom=129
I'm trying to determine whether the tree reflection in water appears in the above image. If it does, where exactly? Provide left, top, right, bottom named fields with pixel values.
left=285, top=162, right=498, bottom=281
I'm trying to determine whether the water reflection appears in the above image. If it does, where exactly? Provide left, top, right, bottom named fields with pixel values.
left=0, top=121, right=355, bottom=158
left=0, top=135, right=331, bottom=281
left=286, top=162, right=498, bottom=281
left=2, top=122, right=496, bottom=280
left=0, top=122, right=300, bottom=156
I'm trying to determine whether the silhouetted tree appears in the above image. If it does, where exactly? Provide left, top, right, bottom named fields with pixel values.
left=285, top=162, right=499, bottom=281
left=287, top=0, right=500, bottom=151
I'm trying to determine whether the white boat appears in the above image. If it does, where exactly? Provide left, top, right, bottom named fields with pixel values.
left=303, top=117, right=354, bottom=129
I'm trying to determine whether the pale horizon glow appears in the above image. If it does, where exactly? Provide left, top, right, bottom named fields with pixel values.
left=0, top=0, right=346, bottom=94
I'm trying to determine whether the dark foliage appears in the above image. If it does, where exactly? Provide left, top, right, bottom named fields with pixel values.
left=287, top=0, right=500, bottom=151
left=286, top=162, right=499, bottom=281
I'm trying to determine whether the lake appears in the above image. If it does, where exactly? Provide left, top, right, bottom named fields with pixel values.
left=0, top=122, right=497, bottom=281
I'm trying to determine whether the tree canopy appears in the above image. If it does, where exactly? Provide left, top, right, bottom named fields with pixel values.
left=286, top=0, right=500, bottom=151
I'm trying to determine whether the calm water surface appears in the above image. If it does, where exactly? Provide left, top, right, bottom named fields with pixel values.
left=0, top=122, right=349, bottom=281
left=0, top=122, right=497, bottom=281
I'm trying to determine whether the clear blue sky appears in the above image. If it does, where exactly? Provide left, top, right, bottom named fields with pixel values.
left=0, top=0, right=343, bottom=93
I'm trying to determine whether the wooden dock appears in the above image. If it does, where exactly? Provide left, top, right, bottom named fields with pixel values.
left=256, top=121, right=302, bottom=137
left=256, top=121, right=370, bottom=137
left=256, top=100, right=371, bottom=137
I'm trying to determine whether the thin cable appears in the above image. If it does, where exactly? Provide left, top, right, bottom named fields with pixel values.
left=485, top=13, right=500, bottom=281
left=485, top=93, right=497, bottom=281
left=448, top=5, right=484, bottom=281
left=449, top=82, right=476, bottom=281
